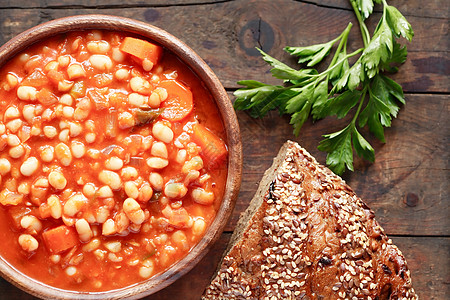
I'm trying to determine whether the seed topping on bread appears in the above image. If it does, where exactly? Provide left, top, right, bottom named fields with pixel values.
left=203, top=141, right=417, bottom=299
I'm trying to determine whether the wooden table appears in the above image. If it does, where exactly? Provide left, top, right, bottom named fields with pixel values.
left=0, top=0, right=448, bottom=299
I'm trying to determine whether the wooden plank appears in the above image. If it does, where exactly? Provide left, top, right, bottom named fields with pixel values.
left=299, top=0, right=449, bottom=19
left=227, top=93, right=449, bottom=236
left=391, top=237, right=450, bottom=299
left=0, top=1, right=446, bottom=52
left=0, top=0, right=227, bottom=8
left=0, top=234, right=448, bottom=299
left=0, top=1, right=448, bottom=93
left=0, top=0, right=447, bottom=19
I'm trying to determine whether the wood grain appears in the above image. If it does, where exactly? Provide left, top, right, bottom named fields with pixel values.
left=0, top=0, right=447, bottom=299
left=296, top=0, right=449, bottom=19
left=0, top=14, right=242, bottom=300
left=1, top=234, right=447, bottom=299
left=0, top=0, right=447, bottom=19
left=0, top=0, right=448, bottom=93
left=228, top=93, right=449, bottom=236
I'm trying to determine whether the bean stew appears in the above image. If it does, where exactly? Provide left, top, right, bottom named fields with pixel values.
left=0, top=30, right=228, bottom=291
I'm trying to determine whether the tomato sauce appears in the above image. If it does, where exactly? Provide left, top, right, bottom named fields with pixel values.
left=0, top=30, right=228, bottom=291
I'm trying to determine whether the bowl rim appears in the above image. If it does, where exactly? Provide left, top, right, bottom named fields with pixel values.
left=0, top=14, right=242, bottom=299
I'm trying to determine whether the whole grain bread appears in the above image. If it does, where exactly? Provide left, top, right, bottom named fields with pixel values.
left=203, top=141, right=417, bottom=299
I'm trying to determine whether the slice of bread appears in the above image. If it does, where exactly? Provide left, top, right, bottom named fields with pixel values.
left=203, top=141, right=417, bottom=299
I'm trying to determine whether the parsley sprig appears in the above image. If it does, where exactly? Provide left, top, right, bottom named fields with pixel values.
left=234, top=0, right=413, bottom=174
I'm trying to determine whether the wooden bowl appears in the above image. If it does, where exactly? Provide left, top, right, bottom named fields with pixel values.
left=0, top=15, right=242, bottom=299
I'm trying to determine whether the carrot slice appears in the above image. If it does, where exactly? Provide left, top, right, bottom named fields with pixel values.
left=36, top=88, right=58, bottom=106
left=42, top=225, right=79, bottom=254
left=22, top=70, right=48, bottom=88
left=119, top=37, right=162, bottom=65
left=159, top=80, right=194, bottom=122
left=191, top=123, right=228, bottom=169
left=8, top=207, right=32, bottom=230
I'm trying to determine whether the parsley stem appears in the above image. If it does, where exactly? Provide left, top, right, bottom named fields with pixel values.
left=329, top=23, right=353, bottom=69
left=307, top=48, right=363, bottom=81
left=351, top=86, right=367, bottom=125
left=381, top=0, right=388, bottom=23
left=349, top=0, right=371, bottom=47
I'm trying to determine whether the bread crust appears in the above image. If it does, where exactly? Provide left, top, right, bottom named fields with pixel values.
left=203, top=141, right=417, bottom=299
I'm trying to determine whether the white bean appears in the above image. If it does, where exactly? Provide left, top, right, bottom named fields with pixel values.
left=97, top=186, right=113, bottom=198
left=104, top=241, right=121, bottom=253
left=152, top=123, right=173, bottom=143
left=118, top=112, right=135, bottom=129
left=89, top=55, right=113, bottom=71
left=4, top=106, right=20, bottom=119
left=48, top=170, right=67, bottom=190
left=121, top=167, right=138, bottom=181
left=123, top=198, right=145, bottom=225
left=82, top=183, right=96, bottom=197
left=192, top=218, right=206, bottom=236
left=112, top=48, right=125, bottom=62
left=18, top=234, right=38, bottom=252
left=124, top=181, right=139, bottom=199
left=149, top=173, right=164, bottom=191
left=55, top=143, right=72, bottom=166
left=85, top=132, right=96, bottom=143
left=154, top=87, right=168, bottom=101
left=20, top=215, right=42, bottom=233
left=62, top=106, right=75, bottom=119
left=47, top=195, right=62, bottom=219
left=71, top=141, right=86, bottom=158
left=69, top=122, right=82, bottom=137
left=191, top=188, right=215, bottom=205
left=128, top=93, right=146, bottom=107
left=20, top=157, right=39, bottom=176
left=99, top=170, right=122, bottom=190
left=87, top=40, right=111, bottom=54
left=146, top=157, right=168, bottom=169
left=6, top=119, right=22, bottom=133
left=9, top=145, right=25, bottom=158
left=64, top=194, right=88, bottom=217
left=148, top=92, right=161, bottom=108
left=102, top=219, right=116, bottom=236
left=130, top=77, right=150, bottom=94
left=59, top=94, right=73, bottom=106
left=139, top=263, right=154, bottom=278
left=75, top=219, right=93, bottom=242
left=17, top=86, right=37, bottom=101
left=40, top=145, right=54, bottom=162
left=114, top=68, right=129, bottom=81
left=65, top=266, right=77, bottom=276
left=67, top=64, right=86, bottom=79
left=105, top=156, right=123, bottom=171
left=151, top=142, right=168, bottom=158
left=22, top=105, right=36, bottom=122
left=43, top=126, right=58, bottom=139
left=0, top=158, right=11, bottom=175
left=164, top=183, right=187, bottom=199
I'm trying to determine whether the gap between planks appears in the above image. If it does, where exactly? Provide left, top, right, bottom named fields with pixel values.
left=222, top=230, right=450, bottom=238
left=0, top=1, right=233, bottom=10
left=224, top=88, right=450, bottom=96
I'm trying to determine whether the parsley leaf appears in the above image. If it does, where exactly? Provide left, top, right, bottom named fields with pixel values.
left=385, top=5, right=414, bottom=41
left=318, top=90, right=362, bottom=120
left=284, top=39, right=337, bottom=67
left=318, top=124, right=355, bottom=174
left=352, top=126, right=375, bottom=162
left=258, top=49, right=316, bottom=81
left=355, top=0, right=374, bottom=19
left=361, top=18, right=393, bottom=78
left=234, top=0, right=413, bottom=174
left=359, top=74, right=404, bottom=142
left=380, top=40, right=408, bottom=72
